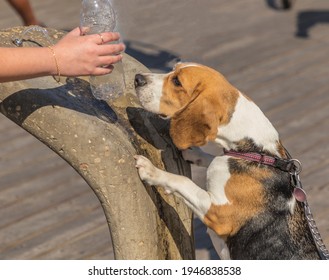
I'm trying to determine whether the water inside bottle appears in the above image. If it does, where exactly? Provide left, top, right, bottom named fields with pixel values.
left=80, top=1, right=124, bottom=101
left=89, top=61, right=125, bottom=100
left=80, top=13, right=116, bottom=34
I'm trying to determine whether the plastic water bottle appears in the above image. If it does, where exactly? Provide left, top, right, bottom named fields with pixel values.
left=80, top=0, right=125, bottom=101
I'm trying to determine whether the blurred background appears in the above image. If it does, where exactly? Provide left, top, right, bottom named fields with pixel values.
left=0, top=0, right=329, bottom=259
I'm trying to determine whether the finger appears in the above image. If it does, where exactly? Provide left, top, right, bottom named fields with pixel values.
left=98, top=43, right=125, bottom=56
left=98, top=54, right=123, bottom=66
left=91, top=32, right=121, bottom=44
left=100, top=32, right=121, bottom=44
left=93, top=65, right=114, bottom=76
left=96, top=33, right=105, bottom=45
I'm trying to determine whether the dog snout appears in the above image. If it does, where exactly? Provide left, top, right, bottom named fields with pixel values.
left=134, top=74, right=148, bottom=88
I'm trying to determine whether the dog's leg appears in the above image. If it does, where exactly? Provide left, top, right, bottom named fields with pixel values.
left=182, top=147, right=215, bottom=168
left=134, top=155, right=212, bottom=219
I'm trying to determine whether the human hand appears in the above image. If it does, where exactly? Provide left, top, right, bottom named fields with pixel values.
left=52, top=27, right=125, bottom=77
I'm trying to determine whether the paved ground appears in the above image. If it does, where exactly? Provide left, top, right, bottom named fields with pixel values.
left=1, top=0, right=329, bottom=259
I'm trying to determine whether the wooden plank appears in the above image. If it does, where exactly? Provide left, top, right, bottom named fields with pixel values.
left=35, top=223, right=114, bottom=260
left=0, top=191, right=110, bottom=259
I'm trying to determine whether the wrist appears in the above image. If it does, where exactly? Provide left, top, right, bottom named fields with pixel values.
left=47, top=46, right=61, bottom=82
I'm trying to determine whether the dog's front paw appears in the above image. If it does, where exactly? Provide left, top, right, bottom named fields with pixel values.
left=134, top=155, right=161, bottom=186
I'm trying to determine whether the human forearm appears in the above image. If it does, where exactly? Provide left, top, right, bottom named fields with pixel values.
left=0, top=27, right=125, bottom=83
left=0, top=47, right=55, bottom=82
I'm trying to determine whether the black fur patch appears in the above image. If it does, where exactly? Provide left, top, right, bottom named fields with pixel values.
left=226, top=138, right=320, bottom=259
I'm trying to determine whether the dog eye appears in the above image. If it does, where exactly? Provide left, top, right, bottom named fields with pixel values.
left=172, top=76, right=182, bottom=87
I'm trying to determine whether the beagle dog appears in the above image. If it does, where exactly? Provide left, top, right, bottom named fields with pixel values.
left=133, top=62, right=320, bottom=260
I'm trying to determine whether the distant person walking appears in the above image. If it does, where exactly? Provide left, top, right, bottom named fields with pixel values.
left=6, top=0, right=42, bottom=26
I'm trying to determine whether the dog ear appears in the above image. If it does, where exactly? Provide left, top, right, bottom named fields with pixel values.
left=170, top=96, right=220, bottom=149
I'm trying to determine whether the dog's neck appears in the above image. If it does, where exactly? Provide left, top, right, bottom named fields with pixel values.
left=215, top=92, right=280, bottom=156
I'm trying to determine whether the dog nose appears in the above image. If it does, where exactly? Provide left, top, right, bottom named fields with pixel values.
left=135, top=74, right=147, bottom=88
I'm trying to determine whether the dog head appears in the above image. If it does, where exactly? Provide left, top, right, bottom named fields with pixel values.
left=134, top=62, right=239, bottom=149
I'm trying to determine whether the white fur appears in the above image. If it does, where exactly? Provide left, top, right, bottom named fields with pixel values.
left=206, top=156, right=231, bottom=206
left=176, top=63, right=202, bottom=70
left=216, top=92, right=280, bottom=155
left=135, top=73, right=165, bottom=114
left=135, top=155, right=213, bottom=220
left=287, top=196, right=296, bottom=214
left=182, top=148, right=231, bottom=207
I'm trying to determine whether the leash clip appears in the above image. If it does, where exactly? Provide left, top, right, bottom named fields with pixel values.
left=289, top=159, right=302, bottom=175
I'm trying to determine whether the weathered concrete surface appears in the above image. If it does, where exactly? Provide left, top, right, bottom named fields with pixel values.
left=0, top=27, right=194, bottom=260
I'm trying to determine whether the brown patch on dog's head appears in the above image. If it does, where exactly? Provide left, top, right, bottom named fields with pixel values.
left=162, top=63, right=239, bottom=149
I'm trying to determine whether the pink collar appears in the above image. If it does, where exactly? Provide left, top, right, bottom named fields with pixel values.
left=223, top=149, right=299, bottom=174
